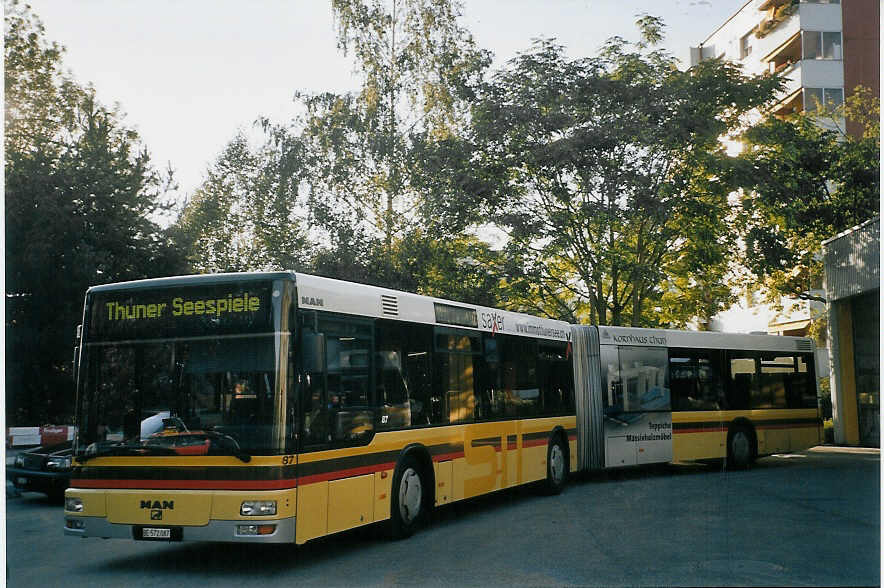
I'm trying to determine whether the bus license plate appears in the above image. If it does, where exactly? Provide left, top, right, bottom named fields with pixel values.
left=142, top=528, right=171, bottom=539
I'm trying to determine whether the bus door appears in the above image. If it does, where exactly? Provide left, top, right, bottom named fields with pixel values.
left=296, top=313, right=376, bottom=541
left=299, top=314, right=375, bottom=449
left=600, top=345, right=672, bottom=467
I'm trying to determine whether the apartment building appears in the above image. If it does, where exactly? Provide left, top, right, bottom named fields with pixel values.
left=691, top=0, right=879, bottom=135
left=693, top=1, right=879, bottom=447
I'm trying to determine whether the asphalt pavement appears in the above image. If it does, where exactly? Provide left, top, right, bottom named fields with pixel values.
left=5, top=446, right=880, bottom=587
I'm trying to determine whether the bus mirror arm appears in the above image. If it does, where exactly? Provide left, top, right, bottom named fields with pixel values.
left=304, top=332, right=326, bottom=373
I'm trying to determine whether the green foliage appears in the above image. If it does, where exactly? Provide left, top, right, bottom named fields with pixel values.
left=738, top=89, right=880, bottom=300
left=299, top=0, right=490, bottom=280
left=391, top=232, right=502, bottom=306
left=5, top=0, right=185, bottom=424
left=468, top=20, right=781, bottom=326
left=173, top=129, right=310, bottom=273
left=311, top=229, right=503, bottom=307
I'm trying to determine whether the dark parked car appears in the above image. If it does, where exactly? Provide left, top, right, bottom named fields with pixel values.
left=7, top=442, right=73, bottom=499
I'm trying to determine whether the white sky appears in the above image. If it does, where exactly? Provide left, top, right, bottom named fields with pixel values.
left=23, top=0, right=748, bottom=203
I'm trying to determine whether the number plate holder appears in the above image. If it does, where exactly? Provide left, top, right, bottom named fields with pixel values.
left=143, top=527, right=171, bottom=539
left=135, top=526, right=182, bottom=541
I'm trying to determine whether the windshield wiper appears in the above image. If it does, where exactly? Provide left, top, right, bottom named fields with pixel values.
left=76, top=444, right=178, bottom=463
left=204, top=432, right=252, bottom=463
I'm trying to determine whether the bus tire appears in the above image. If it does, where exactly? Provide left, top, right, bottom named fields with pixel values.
left=727, top=426, right=756, bottom=469
left=544, top=434, right=569, bottom=495
left=390, top=454, right=427, bottom=540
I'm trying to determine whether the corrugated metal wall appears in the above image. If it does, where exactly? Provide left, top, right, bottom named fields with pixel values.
left=823, top=217, right=880, bottom=302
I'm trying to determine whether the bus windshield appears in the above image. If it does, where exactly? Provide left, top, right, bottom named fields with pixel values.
left=75, top=279, right=288, bottom=458
left=77, top=336, right=281, bottom=458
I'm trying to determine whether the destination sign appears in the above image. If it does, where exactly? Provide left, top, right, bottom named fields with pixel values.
left=89, top=282, right=273, bottom=341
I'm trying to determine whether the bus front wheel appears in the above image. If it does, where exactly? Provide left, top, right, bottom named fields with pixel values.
left=544, top=434, right=569, bottom=494
left=390, top=455, right=427, bottom=539
left=727, top=427, right=756, bottom=469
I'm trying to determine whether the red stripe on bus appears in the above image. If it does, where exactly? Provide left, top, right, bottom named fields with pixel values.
left=674, top=427, right=727, bottom=434
left=522, top=439, right=548, bottom=449
left=431, top=452, right=465, bottom=462
left=73, top=435, right=581, bottom=491
left=296, top=462, right=397, bottom=485
left=71, top=478, right=297, bottom=490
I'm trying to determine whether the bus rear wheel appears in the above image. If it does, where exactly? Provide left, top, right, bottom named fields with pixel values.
left=727, top=427, right=756, bottom=469
left=390, top=455, right=427, bottom=539
left=544, top=435, right=568, bottom=494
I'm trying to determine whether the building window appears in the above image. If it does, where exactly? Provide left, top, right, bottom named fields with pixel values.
left=803, top=31, right=842, bottom=59
left=804, top=87, right=844, bottom=112
left=740, top=32, right=753, bottom=59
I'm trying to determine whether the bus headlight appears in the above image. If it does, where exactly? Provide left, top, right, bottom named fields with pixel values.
left=65, top=497, right=84, bottom=512
left=241, top=500, right=276, bottom=516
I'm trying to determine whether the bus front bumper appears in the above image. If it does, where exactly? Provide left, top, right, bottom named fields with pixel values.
left=64, top=515, right=296, bottom=543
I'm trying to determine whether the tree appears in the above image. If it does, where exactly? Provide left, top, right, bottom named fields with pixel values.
left=5, top=0, right=184, bottom=424
left=737, top=88, right=880, bottom=301
left=298, top=0, right=490, bottom=285
left=467, top=18, right=781, bottom=326
left=173, top=128, right=310, bottom=273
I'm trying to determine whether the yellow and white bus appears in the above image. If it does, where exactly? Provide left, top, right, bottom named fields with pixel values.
left=64, top=272, right=820, bottom=544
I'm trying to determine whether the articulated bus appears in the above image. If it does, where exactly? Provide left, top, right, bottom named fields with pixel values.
left=64, top=272, right=820, bottom=544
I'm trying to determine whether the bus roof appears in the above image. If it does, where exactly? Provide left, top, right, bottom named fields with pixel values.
left=86, top=271, right=297, bottom=293
left=85, top=271, right=572, bottom=342
left=589, top=325, right=814, bottom=353
left=294, top=272, right=572, bottom=342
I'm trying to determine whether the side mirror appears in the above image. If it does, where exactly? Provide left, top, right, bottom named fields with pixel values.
left=303, top=332, right=326, bottom=373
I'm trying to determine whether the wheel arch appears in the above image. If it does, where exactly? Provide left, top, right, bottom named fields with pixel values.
left=728, top=417, right=757, bottom=439
left=396, top=443, right=435, bottom=507
left=547, top=425, right=572, bottom=475
left=727, top=417, right=758, bottom=456
left=549, top=425, right=570, bottom=462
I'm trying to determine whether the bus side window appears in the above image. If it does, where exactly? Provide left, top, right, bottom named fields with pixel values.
left=669, top=348, right=725, bottom=411
left=760, top=353, right=795, bottom=409
left=300, top=315, right=375, bottom=449
left=499, top=335, right=539, bottom=418
left=403, top=323, right=435, bottom=426
left=726, top=351, right=755, bottom=410
left=669, top=352, right=695, bottom=411
left=794, top=354, right=817, bottom=408
left=698, top=351, right=726, bottom=410
left=481, top=335, right=503, bottom=420
left=538, top=341, right=572, bottom=416
left=300, top=327, right=329, bottom=448
left=434, top=329, right=480, bottom=424
left=375, top=321, right=410, bottom=430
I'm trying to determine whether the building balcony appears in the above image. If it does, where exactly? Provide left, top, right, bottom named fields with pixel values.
left=756, top=0, right=800, bottom=40
left=769, top=61, right=803, bottom=116
left=768, top=293, right=826, bottom=336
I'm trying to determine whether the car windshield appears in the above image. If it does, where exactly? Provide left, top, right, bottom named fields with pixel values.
left=76, top=335, right=282, bottom=456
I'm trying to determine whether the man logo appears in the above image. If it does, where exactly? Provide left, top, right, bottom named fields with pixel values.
left=150, top=510, right=163, bottom=520
left=140, top=500, right=174, bottom=510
